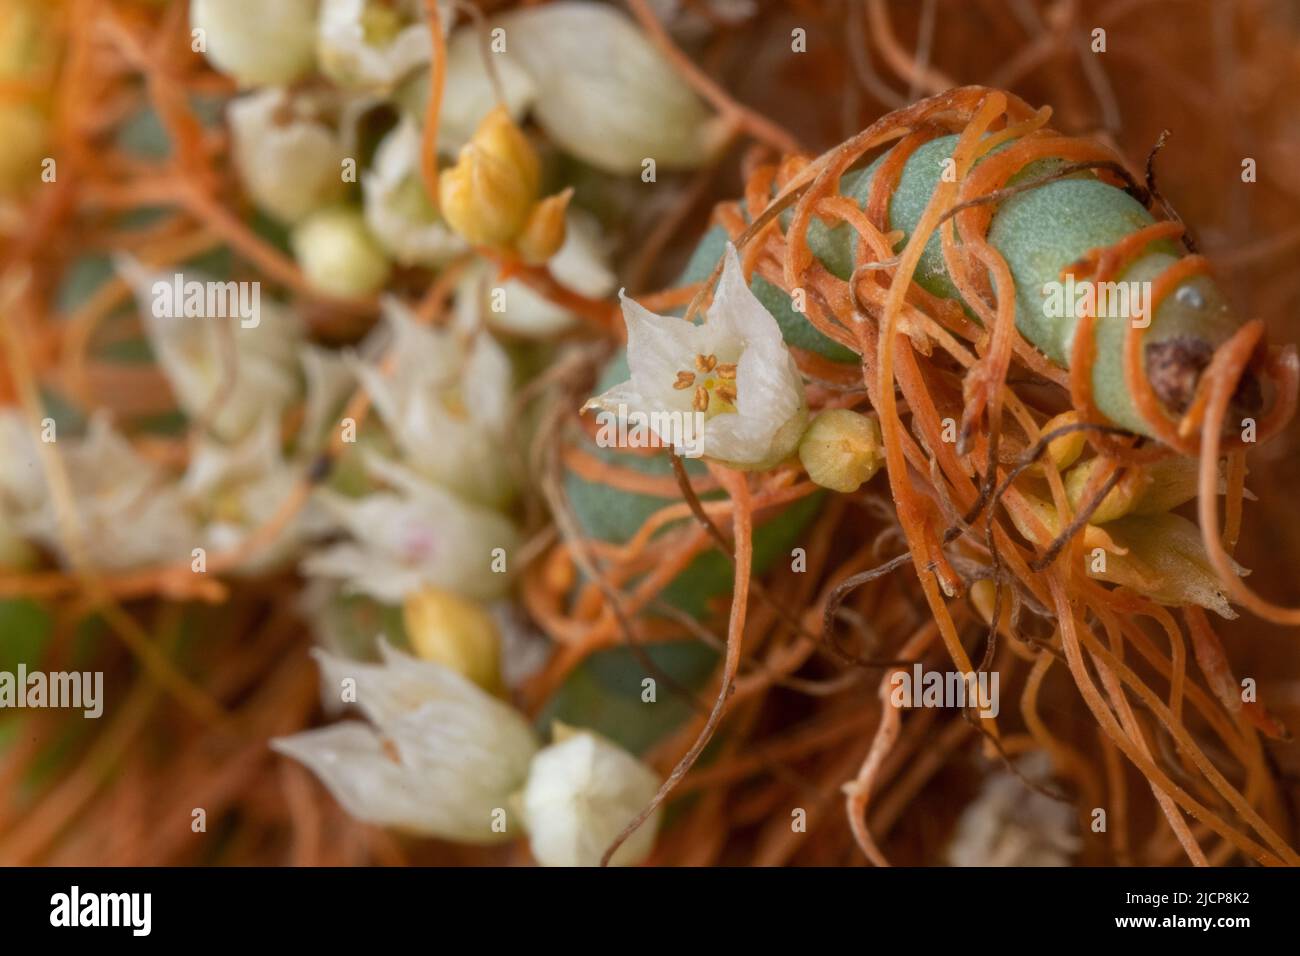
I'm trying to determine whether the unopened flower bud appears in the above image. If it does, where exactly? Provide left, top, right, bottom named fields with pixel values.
left=402, top=586, right=503, bottom=694
left=797, top=409, right=884, bottom=493
left=473, top=105, right=541, bottom=199
left=291, top=206, right=393, bottom=297
left=190, top=0, right=317, bottom=87
left=1040, top=410, right=1086, bottom=472
left=1064, top=457, right=1150, bottom=524
left=515, top=188, right=572, bottom=265
left=438, top=151, right=530, bottom=247
left=438, top=106, right=540, bottom=247
left=521, top=726, right=661, bottom=867
left=499, top=3, right=722, bottom=174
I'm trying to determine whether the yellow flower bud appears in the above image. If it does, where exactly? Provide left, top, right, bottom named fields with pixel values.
left=797, top=409, right=884, bottom=493
left=1064, top=457, right=1150, bottom=524
left=402, top=587, right=504, bottom=694
left=474, top=105, right=541, bottom=199
left=438, top=148, right=532, bottom=246
left=515, top=188, right=572, bottom=265
left=1040, top=410, right=1085, bottom=472
left=438, top=106, right=541, bottom=247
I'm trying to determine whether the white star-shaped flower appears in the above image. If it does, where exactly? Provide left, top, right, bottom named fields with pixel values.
left=182, top=416, right=321, bottom=575
left=11, top=414, right=197, bottom=570
left=584, top=244, right=807, bottom=470
left=303, top=453, right=518, bottom=603
left=228, top=86, right=347, bottom=226
left=352, top=298, right=514, bottom=507
left=273, top=642, right=539, bottom=843
left=115, top=256, right=302, bottom=443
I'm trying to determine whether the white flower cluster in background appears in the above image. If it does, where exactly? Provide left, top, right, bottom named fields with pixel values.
left=0, top=0, right=737, bottom=867
left=0, top=410, right=196, bottom=571
left=194, top=0, right=719, bottom=299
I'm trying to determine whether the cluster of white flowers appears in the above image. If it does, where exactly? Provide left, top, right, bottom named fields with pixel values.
left=179, top=0, right=730, bottom=865
left=0, top=0, right=821, bottom=869
left=273, top=643, right=662, bottom=866
left=193, top=0, right=719, bottom=300
left=0, top=410, right=197, bottom=571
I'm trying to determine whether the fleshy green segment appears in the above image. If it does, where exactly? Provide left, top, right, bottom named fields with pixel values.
left=687, top=132, right=1243, bottom=435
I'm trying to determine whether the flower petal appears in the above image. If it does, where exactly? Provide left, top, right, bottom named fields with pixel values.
left=709, top=243, right=784, bottom=349
left=272, top=722, right=445, bottom=834
left=302, top=539, right=430, bottom=603
left=363, top=120, right=467, bottom=266
left=438, top=24, right=537, bottom=151
left=318, top=0, right=442, bottom=92
left=498, top=3, right=719, bottom=173
left=305, top=454, right=519, bottom=601
left=353, top=301, right=514, bottom=506
left=299, top=343, right=354, bottom=452
left=735, top=343, right=804, bottom=424
left=581, top=379, right=643, bottom=417
left=284, top=646, right=539, bottom=842
left=946, top=753, right=1079, bottom=867
left=701, top=411, right=770, bottom=466
left=620, top=293, right=699, bottom=408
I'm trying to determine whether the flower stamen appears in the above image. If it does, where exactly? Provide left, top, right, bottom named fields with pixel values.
left=695, top=352, right=718, bottom=373
left=674, top=354, right=738, bottom=416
